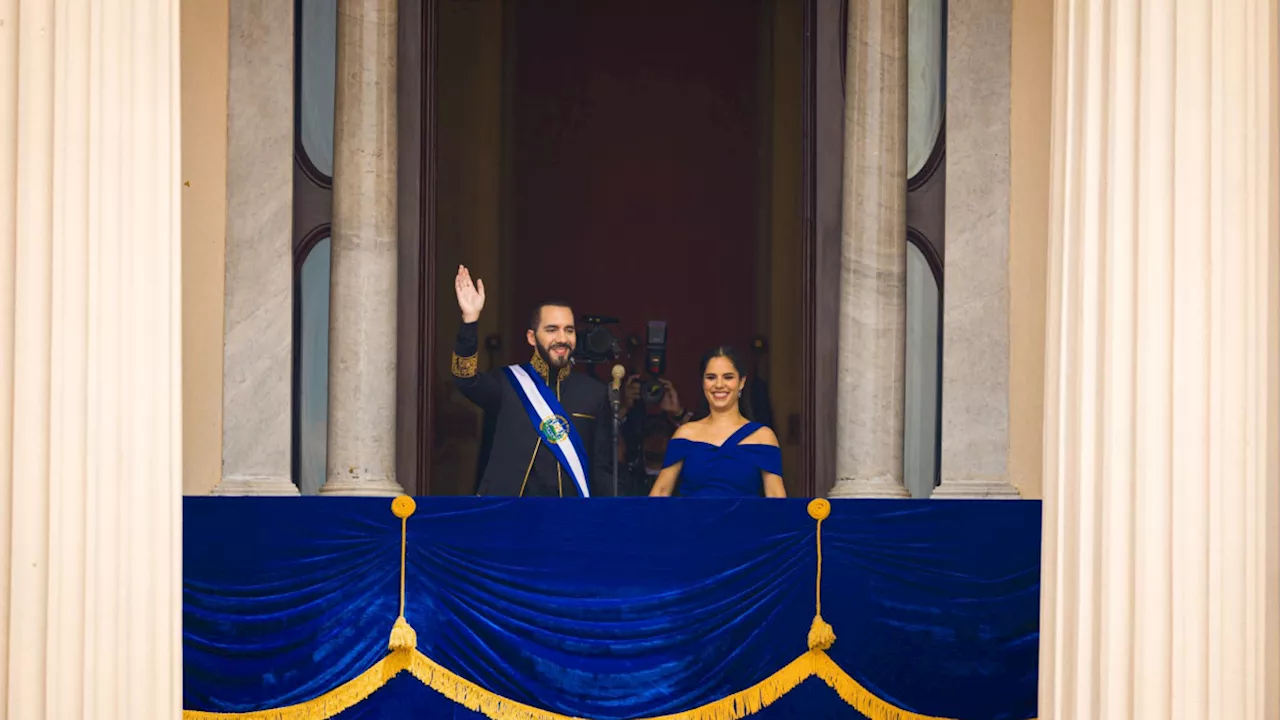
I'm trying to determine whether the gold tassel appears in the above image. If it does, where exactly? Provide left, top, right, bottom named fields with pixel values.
left=388, top=615, right=417, bottom=651
left=806, top=499, right=838, bottom=654
left=807, top=614, right=836, bottom=651
left=388, top=497, right=419, bottom=652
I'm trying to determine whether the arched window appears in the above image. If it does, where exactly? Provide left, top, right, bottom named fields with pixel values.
left=903, top=0, right=946, bottom=497
left=904, top=233, right=943, bottom=497
left=297, top=0, right=336, bottom=185
left=293, top=230, right=331, bottom=495
left=907, top=0, right=944, bottom=183
left=291, top=0, right=337, bottom=492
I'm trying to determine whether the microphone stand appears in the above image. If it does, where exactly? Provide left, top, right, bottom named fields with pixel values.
left=609, top=386, right=620, bottom=497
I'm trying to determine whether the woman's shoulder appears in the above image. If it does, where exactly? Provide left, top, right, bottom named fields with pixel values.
left=671, top=419, right=709, bottom=442
left=740, top=423, right=779, bottom=448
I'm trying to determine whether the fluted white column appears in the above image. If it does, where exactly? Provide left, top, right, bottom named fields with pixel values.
left=1039, top=0, right=1280, bottom=717
left=0, top=0, right=15, bottom=710
left=321, top=0, right=404, bottom=496
left=0, top=1, right=183, bottom=717
left=828, top=0, right=911, bottom=500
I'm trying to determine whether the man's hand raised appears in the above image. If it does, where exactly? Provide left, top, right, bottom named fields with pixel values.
left=455, top=265, right=485, bottom=323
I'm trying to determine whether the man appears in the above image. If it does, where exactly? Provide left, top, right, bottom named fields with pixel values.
left=451, top=265, right=614, bottom=497
left=617, top=374, right=687, bottom=496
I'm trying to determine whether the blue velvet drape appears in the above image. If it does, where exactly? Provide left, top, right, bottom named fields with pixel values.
left=184, top=498, right=1040, bottom=719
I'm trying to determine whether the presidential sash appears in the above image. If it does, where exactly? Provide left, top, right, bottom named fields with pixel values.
left=503, top=363, right=591, bottom=497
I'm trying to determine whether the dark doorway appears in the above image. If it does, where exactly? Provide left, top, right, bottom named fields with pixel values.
left=507, top=0, right=763, bottom=397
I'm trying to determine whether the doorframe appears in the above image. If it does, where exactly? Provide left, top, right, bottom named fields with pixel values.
left=395, top=0, right=842, bottom=496
left=395, top=0, right=438, bottom=495
left=801, top=0, right=843, bottom=498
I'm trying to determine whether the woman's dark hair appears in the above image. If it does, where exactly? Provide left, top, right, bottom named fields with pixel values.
left=691, top=345, right=753, bottom=421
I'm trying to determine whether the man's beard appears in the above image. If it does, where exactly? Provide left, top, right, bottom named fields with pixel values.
left=536, top=339, right=574, bottom=369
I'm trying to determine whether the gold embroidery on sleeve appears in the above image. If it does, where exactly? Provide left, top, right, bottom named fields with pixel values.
left=451, top=353, right=478, bottom=378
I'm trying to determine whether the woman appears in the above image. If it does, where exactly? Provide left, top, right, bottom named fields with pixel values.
left=649, top=346, right=786, bottom=498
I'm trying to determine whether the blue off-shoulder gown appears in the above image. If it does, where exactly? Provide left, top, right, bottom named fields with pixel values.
left=660, top=421, right=783, bottom=497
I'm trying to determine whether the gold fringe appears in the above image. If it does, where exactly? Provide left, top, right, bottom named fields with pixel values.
left=809, top=651, right=962, bottom=720
left=182, top=650, right=412, bottom=720
left=182, top=647, right=1021, bottom=720
left=406, top=651, right=588, bottom=720
left=639, top=654, right=814, bottom=720
left=405, top=649, right=817, bottom=720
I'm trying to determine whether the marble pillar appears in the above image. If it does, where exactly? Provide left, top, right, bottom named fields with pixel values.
left=213, top=0, right=298, bottom=496
left=931, top=0, right=1021, bottom=499
left=1039, top=0, right=1280, bottom=717
left=829, top=0, right=911, bottom=499
left=321, top=0, right=403, bottom=496
left=0, top=1, right=183, bottom=716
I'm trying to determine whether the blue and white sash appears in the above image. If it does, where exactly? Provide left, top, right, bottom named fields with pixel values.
left=503, top=363, right=591, bottom=497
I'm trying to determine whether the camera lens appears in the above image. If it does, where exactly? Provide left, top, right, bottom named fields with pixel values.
left=586, top=326, right=614, bottom=354
left=641, top=379, right=665, bottom=404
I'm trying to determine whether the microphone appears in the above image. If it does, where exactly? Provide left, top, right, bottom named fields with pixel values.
left=609, top=364, right=626, bottom=498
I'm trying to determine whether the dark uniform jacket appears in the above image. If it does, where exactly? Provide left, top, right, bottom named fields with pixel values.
left=452, top=322, right=615, bottom=497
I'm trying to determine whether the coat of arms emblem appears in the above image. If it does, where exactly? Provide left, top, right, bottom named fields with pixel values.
left=538, top=415, right=570, bottom=444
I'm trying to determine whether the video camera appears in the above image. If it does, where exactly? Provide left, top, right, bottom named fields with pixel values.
left=574, top=315, right=623, bottom=365
left=640, top=321, right=668, bottom=405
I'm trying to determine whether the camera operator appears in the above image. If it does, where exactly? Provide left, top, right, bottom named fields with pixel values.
left=616, top=373, right=688, bottom=496
left=565, top=316, right=696, bottom=496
